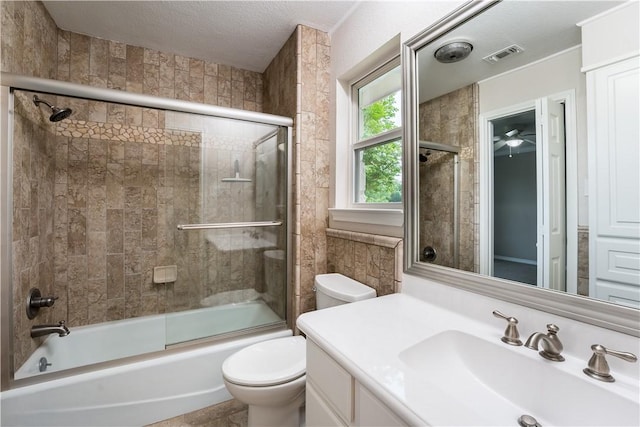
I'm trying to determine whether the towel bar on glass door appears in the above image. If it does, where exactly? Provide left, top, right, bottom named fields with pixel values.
left=176, top=220, right=283, bottom=230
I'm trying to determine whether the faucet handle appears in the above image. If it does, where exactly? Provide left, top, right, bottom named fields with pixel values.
left=546, top=323, right=560, bottom=334
left=492, top=310, right=523, bottom=346
left=583, top=344, right=638, bottom=382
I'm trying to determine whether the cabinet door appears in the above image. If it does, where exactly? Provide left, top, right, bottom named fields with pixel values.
left=306, top=381, right=348, bottom=427
left=307, top=339, right=353, bottom=423
left=356, top=382, right=407, bottom=427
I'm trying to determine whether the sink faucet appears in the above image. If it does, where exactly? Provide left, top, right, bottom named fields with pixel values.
left=524, top=323, right=564, bottom=361
left=31, top=320, right=70, bottom=338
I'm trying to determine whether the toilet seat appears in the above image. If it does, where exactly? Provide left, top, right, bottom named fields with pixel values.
left=222, top=336, right=306, bottom=387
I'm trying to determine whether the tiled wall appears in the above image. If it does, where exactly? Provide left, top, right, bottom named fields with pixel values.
left=56, top=30, right=263, bottom=112
left=1, top=1, right=57, bottom=79
left=11, top=92, right=58, bottom=371
left=263, top=26, right=331, bottom=321
left=51, top=106, right=207, bottom=326
left=13, top=93, right=284, bottom=368
left=577, top=227, right=589, bottom=296
left=2, top=0, right=60, bottom=372
left=419, top=84, right=478, bottom=273
left=326, top=229, right=403, bottom=297
left=2, top=1, right=283, bottom=370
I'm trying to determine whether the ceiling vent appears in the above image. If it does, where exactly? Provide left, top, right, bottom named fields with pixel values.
left=483, top=44, right=524, bottom=64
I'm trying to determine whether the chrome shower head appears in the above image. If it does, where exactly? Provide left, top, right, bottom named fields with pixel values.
left=33, top=95, right=73, bottom=122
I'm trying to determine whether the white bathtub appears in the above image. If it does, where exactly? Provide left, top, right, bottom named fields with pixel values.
left=2, top=301, right=289, bottom=426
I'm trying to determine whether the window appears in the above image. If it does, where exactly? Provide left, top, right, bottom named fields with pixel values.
left=352, top=59, right=402, bottom=205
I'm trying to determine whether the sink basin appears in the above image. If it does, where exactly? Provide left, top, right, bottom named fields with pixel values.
left=399, top=330, right=639, bottom=426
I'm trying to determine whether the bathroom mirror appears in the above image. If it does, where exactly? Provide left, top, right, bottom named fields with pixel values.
left=403, top=0, right=639, bottom=335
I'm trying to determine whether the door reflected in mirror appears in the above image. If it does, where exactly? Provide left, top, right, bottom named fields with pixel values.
left=412, top=0, right=639, bottom=309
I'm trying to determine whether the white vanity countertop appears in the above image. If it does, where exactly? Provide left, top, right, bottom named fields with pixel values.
left=296, top=293, right=640, bottom=426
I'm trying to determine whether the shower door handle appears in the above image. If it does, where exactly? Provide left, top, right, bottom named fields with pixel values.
left=177, top=220, right=283, bottom=230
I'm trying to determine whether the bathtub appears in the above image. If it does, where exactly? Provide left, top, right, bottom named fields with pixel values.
left=2, top=301, right=289, bottom=426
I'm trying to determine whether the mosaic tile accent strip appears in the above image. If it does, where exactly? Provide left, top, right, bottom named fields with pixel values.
left=56, top=120, right=202, bottom=146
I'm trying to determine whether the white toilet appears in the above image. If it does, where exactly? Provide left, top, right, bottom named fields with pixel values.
left=222, top=273, right=376, bottom=427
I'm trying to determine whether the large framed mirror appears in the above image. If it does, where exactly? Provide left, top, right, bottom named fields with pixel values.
left=403, top=0, right=639, bottom=336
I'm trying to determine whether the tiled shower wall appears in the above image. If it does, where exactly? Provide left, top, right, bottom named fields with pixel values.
left=419, top=84, right=478, bottom=273
left=12, top=91, right=279, bottom=368
left=263, top=25, right=331, bottom=321
left=11, top=92, right=58, bottom=370
left=2, top=0, right=60, bottom=371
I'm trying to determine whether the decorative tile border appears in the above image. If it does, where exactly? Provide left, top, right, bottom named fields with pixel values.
left=56, top=120, right=202, bottom=146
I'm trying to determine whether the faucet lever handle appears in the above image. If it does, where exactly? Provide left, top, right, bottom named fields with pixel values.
left=583, top=344, right=638, bottom=382
left=492, top=310, right=522, bottom=346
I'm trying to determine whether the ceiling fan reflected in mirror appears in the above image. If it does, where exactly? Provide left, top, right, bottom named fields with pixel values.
left=493, top=128, right=536, bottom=157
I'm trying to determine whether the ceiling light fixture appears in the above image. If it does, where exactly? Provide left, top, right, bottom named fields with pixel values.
left=504, top=129, right=523, bottom=147
left=505, top=137, right=523, bottom=147
left=434, top=41, right=473, bottom=63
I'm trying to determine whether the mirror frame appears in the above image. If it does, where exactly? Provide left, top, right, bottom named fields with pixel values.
left=402, top=0, right=639, bottom=337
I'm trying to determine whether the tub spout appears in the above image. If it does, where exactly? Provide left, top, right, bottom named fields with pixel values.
left=31, top=320, right=70, bottom=338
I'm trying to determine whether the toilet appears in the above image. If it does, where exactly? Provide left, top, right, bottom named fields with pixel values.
left=221, top=273, right=376, bottom=427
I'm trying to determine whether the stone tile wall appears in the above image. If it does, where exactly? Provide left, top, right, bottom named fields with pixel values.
left=11, top=91, right=58, bottom=371
left=263, top=25, right=331, bottom=321
left=0, top=1, right=57, bottom=78
left=56, top=30, right=263, bottom=112
left=326, top=229, right=403, bottom=296
left=2, top=0, right=59, bottom=372
left=3, top=1, right=278, bottom=370
left=419, top=84, right=478, bottom=273
left=13, top=94, right=278, bottom=368
left=577, top=227, right=589, bottom=296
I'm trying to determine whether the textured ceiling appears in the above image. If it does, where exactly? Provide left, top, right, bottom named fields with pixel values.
left=42, top=1, right=359, bottom=72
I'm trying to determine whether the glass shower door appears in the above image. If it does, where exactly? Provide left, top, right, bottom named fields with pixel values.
left=163, top=112, right=288, bottom=346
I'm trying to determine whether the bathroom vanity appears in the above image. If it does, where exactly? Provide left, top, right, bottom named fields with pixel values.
left=306, top=339, right=406, bottom=426
left=297, top=285, right=640, bottom=426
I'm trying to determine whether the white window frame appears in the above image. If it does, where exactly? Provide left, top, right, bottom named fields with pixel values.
left=350, top=57, right=402, bottom=209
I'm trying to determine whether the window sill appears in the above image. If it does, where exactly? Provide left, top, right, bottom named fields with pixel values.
left=328, top=208, right=404, bottom=238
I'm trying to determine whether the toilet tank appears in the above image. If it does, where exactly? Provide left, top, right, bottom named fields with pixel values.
left=314, top=273, right=376, bottom=309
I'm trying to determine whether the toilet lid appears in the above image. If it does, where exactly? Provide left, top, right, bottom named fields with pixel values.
left=222, top=336, right=306, bottom=387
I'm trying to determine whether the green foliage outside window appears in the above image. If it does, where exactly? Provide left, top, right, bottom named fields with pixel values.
left=360, top=93, right=402, bottom=203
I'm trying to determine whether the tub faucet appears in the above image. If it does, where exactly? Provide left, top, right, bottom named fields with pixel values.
left=524, top=323, right=564, bottom=361
left=31, top=320, right=70, bottom=338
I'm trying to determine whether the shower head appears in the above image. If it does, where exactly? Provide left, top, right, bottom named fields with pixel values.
left=33, top=95, right=73, bottom=122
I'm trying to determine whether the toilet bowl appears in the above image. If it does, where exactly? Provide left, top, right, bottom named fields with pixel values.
left=222, top=336, right=306, bottom=427
left=221, top=273, right=376, bottom=427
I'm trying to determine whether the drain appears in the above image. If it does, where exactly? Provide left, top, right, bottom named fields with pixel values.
left=518, top=414, right=541, bottom=427
left=39, top=357, right=52, bottom=372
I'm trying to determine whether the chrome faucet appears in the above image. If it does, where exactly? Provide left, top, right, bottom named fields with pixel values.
left=31, top=320, right=70, bottom=338
left=524, top=323, right=564, bottom=361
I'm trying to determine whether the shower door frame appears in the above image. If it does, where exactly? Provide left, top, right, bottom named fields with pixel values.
left=0, top=72, right=294, bottom=391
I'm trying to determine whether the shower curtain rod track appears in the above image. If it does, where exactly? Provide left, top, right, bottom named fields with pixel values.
left=1, top=72, right=293, bottom=127
left=177, top=220, right=283, bottom=231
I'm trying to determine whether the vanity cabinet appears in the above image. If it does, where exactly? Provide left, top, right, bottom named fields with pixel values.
left=306, top=339, right=407, bottom=427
